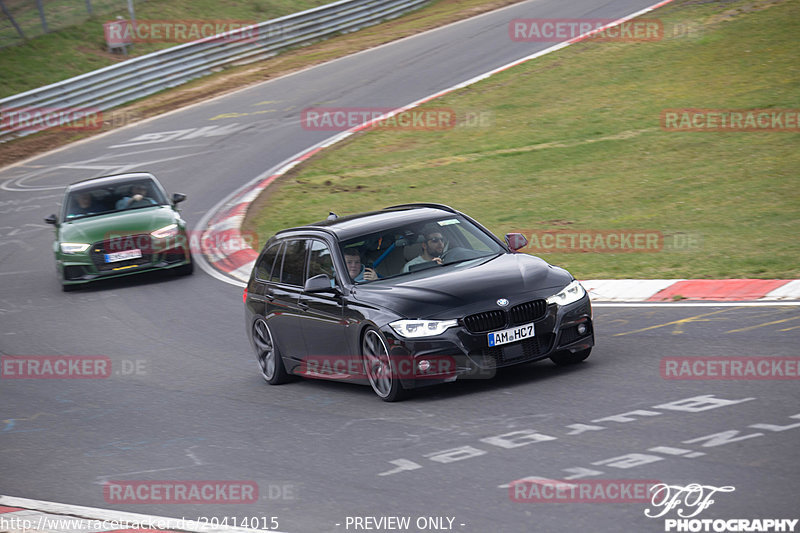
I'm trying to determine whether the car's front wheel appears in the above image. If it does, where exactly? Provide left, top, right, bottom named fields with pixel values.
left=550, top=347, right=592, bottom=366
left=362, top=328, right=406, bottom=402
left=253, top=318, right=289, bottom=384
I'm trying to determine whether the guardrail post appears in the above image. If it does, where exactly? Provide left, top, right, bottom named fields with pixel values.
left=0, top=0, right=25, bottom=40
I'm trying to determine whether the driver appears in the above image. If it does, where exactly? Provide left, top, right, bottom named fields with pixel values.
left=403, top=225, right=446, bottom=272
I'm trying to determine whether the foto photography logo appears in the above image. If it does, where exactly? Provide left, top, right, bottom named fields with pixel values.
left=509, top=18, right=664, bottom=42
left=103, top=19, right=260, bottom=44
left=644, top=483, right=798, bottom=532
left=661, top=109, right=800, bottom=132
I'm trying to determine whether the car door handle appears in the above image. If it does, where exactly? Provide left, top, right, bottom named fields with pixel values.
left=298, top=300, right=309, bottom=310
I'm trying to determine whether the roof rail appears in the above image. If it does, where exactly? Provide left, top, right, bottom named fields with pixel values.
left=383, top=203, right=458, bottom=213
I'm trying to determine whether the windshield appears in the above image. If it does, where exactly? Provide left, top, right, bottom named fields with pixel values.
left=63, top=180, right=169, bottom=221
left=339, top=215, right=505, bottom=283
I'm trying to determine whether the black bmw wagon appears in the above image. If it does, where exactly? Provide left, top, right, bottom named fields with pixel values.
left=244, top=203, right=594, bottom=401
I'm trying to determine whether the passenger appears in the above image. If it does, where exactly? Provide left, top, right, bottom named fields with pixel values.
left=343, top=248, right=378, bottom=282
left=403, top=225, right=446, bottom=272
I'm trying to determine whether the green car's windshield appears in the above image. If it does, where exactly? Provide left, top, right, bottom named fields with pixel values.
left=64, top=180, right=169, bottom=221
left=339, top=215, right=504, bottom=283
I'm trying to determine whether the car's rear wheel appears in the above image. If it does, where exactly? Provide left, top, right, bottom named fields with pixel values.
left=550, top=347, right=592, bottom=366
left=253, top=318, right=289, bottom=384
left=362, top=328, right=406, bottom=402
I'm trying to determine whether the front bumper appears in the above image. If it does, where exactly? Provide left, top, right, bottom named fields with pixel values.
left=381, top=295, right=593, bottom=389
left=58, top=235, right=191, bottom=285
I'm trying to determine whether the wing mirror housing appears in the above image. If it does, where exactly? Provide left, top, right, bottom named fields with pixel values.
left=172, top=193, right=187, bottom=205
left=45, top=214, right=58, bottom=226
left=304, top=273, right=338, bottom=293
left=505, top=232, right=528, bottom=252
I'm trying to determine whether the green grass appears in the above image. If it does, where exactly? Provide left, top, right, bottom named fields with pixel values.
left=0, top=0, right=332, bottom=97
left=245, top=0, right=800, bottom=279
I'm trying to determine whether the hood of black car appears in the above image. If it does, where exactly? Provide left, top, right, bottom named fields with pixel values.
left=351, top=253, right=573, bottom=319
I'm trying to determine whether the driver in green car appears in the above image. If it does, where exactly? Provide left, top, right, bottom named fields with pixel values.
left=116, top=183, right=157, bottom=210
left=69, top=192, right=100, bottom=218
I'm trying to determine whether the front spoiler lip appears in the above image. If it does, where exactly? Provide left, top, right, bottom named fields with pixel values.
left=60, top=258, right=190, bottom=284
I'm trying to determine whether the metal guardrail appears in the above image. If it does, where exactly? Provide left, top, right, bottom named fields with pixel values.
left=0, top=0, right=429, bottom=142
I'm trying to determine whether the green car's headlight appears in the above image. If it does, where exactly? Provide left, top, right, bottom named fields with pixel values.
left=546, top=280, right=586, bottom=306
left=390, top=319, right=458, bottom=338
left=151, top=224, right=179, bottom=239
left=60, top=242, right=90, bottom=254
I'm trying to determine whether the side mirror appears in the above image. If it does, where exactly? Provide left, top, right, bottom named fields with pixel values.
left=45, top=214, right=58, bottom=225
left=172, top=193, right=186, bottom=205
left=304, top=273, right=337, bottom=293
left=505, top=233, right=528, bottom=252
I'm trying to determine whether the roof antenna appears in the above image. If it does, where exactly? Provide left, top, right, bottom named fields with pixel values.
left=327, top=212, right=338, bottom=220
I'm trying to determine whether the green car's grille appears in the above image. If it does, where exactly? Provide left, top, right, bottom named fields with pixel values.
left=90, top=235, right=153, bottom=272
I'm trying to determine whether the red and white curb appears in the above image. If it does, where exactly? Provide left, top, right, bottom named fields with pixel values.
left=193, top=0, right=798, bottom=303
left=0, top=496, right=283, bottom=533
left=582, top=279, right=800, bottom=302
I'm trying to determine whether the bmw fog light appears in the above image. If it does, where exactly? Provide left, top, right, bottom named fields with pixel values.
left=418, top=360, right=431, bottom=372
left=577, top=323, right=587, bottom=335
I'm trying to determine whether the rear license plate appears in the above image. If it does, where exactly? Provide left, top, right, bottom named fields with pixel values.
left=488, top=322, right=535, bottom=347
left=105, top=249, right=142, bottom=263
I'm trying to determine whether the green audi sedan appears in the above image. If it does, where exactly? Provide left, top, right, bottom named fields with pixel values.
left=45, top=173, right=193, bottom=291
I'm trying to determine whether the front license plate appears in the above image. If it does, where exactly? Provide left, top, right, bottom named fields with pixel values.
left=488, top=322, right=535, bottom=347
left=105, top=249, right=142, bottom=263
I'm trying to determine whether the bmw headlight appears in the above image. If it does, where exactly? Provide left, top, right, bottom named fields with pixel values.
left=390, top=319, right=458, bottom=338
left=151, top=224, right=179, bottom=239
left=60, top=242, right=90, bottom=254
left=546, top=280, right=586, bottom=306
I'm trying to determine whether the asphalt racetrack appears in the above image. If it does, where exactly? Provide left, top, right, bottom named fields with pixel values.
left=1, top=0, right=798, bottom=532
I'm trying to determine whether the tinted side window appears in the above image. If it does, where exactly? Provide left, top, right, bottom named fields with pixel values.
left=307, top=240, right=336, bottom=283
left=255, top=243, right=281, bottom=281
left=280, top=239, right=308, bottom=286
